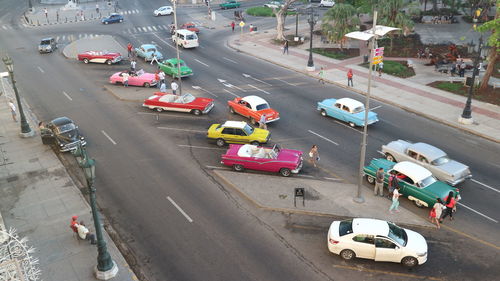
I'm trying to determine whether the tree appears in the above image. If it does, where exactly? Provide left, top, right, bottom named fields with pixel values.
left=274, top=0, right=298, bottom=41
left=321, top=3, right=361, bottom=49
left=375, top=0, right=415, bottom=50
left=477, top=5, right=499, bottom=90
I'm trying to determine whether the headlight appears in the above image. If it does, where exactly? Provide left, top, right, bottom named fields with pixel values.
left=59, top=143, right=64, bottom=147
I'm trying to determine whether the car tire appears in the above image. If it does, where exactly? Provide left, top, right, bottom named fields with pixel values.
left=216, top=138, right=226, bottom=147
left=119, top=19, right=123, bottom=23
left=104, top=21, right=109, bottom=25
left=192, top=109, right=202, bottom=116
left=155, top=107, right=163, bottom=112
left=280, top=168, right=292, bottom=177
left=144, top=82, right=150, bottom=88
left=348, top=122, right=356, bottom=128
left=401, top=256, right=418, bottom=268
left=229, top=107, right=235, bottom=114
left=366, top=175, right=375, bottom=184
left=106, top=60, right=112, bottom=65
left=320, top=109, right=327, bottom=117
left=83, top=58, right=89, bottom=64
left=340, top=249, right=355, bottom=261
left=233, top=164, right=244, bottom=172
left=414, top=200, right=425, bottom=208
left=250, top=141, right=260, bottom=146
left=385, top=153, right=396, bottom=162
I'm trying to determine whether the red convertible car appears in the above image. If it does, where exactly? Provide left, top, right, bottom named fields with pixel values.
left=221, top=144, right=303, bottom=177
left=109, top=70, right=157, bottom=87
left=142, top=92, right=214, bottom=115
left=228, top=95, right=280, bottom=125
left=77, top=51, right=122, bottom=65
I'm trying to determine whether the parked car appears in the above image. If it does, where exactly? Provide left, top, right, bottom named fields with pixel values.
left=327, top=218, right=427, bottom=267
left=154, top=6, right=173, bottom=16
left=207, top=121, right=270, bottom=147
left=172, top=29, right=199, bottom=49
left=228, top=95, right=280, bottom=125
left=157, top=58, right=193, bottom=78
left=317, top=97, right=378, bottom=127
left=264, top=1, right=284, bottom=9
left=180, top=22, right=200, bottom=34
left=109, top=70, right=157, bottom=87
left=381, top=140, right=471, bottom=186
left=364, top=158, right=460, bottom=208
left=143, top=92, right=214, bottom=115
left=42, top=117, right=86, bottom=152
left=77, top=51, right=122, bottom=65
left=220, top=0, right=241, bottom=9
left=221, top=144, right=303, bottom=177
left=101, top=13, right=123, bottom=24
left=319, top=0, right=335, bottom=7
left=135, top=44, right=163, bottom=62
left=38, top=37, right=57, bottom=53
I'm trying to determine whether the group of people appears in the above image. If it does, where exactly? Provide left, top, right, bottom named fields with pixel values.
left=154, top=70, right=179, bottom=95
left=70, top=216, right=97, bottom=245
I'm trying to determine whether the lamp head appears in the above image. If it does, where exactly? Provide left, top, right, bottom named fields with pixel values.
left=2, top=56, right=13, bottom=72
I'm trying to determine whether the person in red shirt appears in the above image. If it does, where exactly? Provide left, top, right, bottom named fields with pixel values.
left=231, top=21, right=235, bottom=32
left=347, top=69, right=353, bottom=87
left=439, top=191, right=456, bottom=223
left=70, top=215, right=79, bottom=233
left=127, top=43, right=133, bottom=57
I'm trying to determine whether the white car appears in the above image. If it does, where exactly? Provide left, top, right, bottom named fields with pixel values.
left=327, top=218, right=428, bottom=267
left=264, top=1, right=284, bottom=9
left=154, top=6, right=173, bottom=16
left=319, top=0, right=335, bottom=7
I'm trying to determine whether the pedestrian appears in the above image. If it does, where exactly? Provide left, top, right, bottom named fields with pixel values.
left=389, top=186, right=401, bottom=213
left=96, top=4, right=99, bottom=14
left=122, top=71, right=129, bottom=87
left=127, top=43, right=133, bottom=57
left=439, top=191, right=457, bottom=223
left=130, top=59, right=136, bottom=72
left=424, top=47, right=430, bottom=59
left=154, top=71, right=160, bottom=88
left=171, top=80, right=179, bottom=95
left=460, top=61, right=466, bottom=77
left=282, top=40, right=289, bottom=55
left=44, top=7, right=48, bottom=18
left=318, top=67, right=325, bottom=84
left=374, top=168, right=384, bottom=197
left=430, top=198, right=444, bottom=229
left=150, top=52, right=159, bottom=64
left=159, top=71, right=166, bottom=86
left=259, top=114, right=267, bottom=130
left=69, top=215, right=79, bottom=233
left=77, top=221, right=97, bottom=245
left=160, top=82, right=167, bottom=93
left=8, top=100, right=17, bottom=122
left=80, top=10, right=84, bottom=21
left=387, top=171, right=398, bottom=199
left=452, top=188, right=461, bottom=214
left=308, top=145, right=319, bottom=168
left=378, top=62, right=384, bottom=77
left=450, top=63, right=456, bottom=76
left=56, top=10, right=59, bottom=22
left=231, top=21, right=235, bottom=32
left=347, top=69, right=353, bottom=87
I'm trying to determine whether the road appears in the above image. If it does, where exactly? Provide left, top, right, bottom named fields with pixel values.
left=0, top=0, right=499, bottom=280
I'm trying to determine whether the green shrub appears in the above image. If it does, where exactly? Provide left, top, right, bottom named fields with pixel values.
left=434, top=82, right=468, bottom=95
left=246, top=7, right=296, bottom=17
left=360, top=61, right=415, bottom=78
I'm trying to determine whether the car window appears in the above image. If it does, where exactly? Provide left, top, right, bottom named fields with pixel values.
left=339, top=220, right=353, bottom=236
left=408, top=150, right=418, bottom=159
left=342, top=105, right=350, bottom=112
left=41, top=40, right=51, bottom=45
left=243, top=124, right=254, bottom=135
left=186, top=34, right=197, bottom=40
left=56, top=123, right=76, bottom=134
left=141, top=48, right=145, bottom=52
left=221, top=128, right=235, bottom=135
left=431, top=156, right=450, bottom=166
left=167, top=62, right=173, bottom=67
left=352, top=106, right=365, bottom=113
left=147, top=48, right=157, bottom=53
left=246, top=103, right=252, bottom=109
left=256, top=103, right=270, bottom=111
left=352, top=234, right=374, bottom=244
left=418, top=155, right=428, bottom=163
left=234, top=129, right=245, bottom=136
left=335, top=103, right=341, bottom=109
left=387, top=222, right=407, bottom=246
left=399, top=174, right=414, bottom=185
left=375, top=238, right=397, bottom=249
left=419, top=175, right=437, bottom=188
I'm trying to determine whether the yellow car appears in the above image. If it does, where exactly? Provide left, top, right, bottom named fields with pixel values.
left=207, top=121, right=270, bottom=147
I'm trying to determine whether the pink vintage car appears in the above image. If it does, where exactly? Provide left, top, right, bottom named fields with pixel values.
left=221, top=144, right=303, bottom=177
left=109, top=69, right=157, bottom=87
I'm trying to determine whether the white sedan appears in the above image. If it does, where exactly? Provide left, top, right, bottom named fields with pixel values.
left=154, top=6, right=173, bottom=16
left=327, top=218, right=428, bottom=267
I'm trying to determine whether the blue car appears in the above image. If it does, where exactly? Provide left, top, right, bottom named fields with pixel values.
left=317, top=97, right=378, bottom=127
left=101, top=13, right=123, bottom=24
left=135, top=44, right=163, bottom=62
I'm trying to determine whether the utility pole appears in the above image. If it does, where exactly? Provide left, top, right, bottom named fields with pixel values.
left=173, top=0, right=182, bottom=95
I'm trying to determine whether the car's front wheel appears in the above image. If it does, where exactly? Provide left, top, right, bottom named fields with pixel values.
left=280, top=168, right=292, bottom=177
left=348, top=122, right=356, bottom=128
left=233, top=164, right=244, bottom=172
left=320, top=109, right=327, bottom=117
left=143, top=82, right=150, bottom=88
left=216, top=138, right=225, bottom=147
left=192, top=109, right=202, bottom=116
left=250, top=141, right=260, bottom=146
left=155, top=107, right=163, bottom=112
left=106, top=59, right=112, bottom=65
left=366, top=175, right=375, bottom=184
left=401, top=256, right=418, bottom=268
left=340, top=249, right=355, bottom=261
left=385, top=153, right=395, bottom=162
left=83, top=58, right=89, bottom=64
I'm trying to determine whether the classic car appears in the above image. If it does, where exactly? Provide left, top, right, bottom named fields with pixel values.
left=180, top=22, right=200, bottom=34
left=41, top=117, right=86, bottom=152
left=38, top=37, right=57, bottom=53
left=142, top=92, right=214, bottom=115
left=154, top=6, right=173, bottom=16
left=207, top=121, right=270, bottom=147
left=381, top=140, right=471, bottom=186
left=317, top=97, right=378, bottom=127
left=101, top=13, right=123, bottom=24
left=328, top=218, right=427, bottom=267
left=109, top=70, right=157, bottom=87
left=263, top=1, right=284, bottom=9
left=228, top=95, right=280, bottom=125
left=158, top=58, right=193, bottom=78
left=364, top=159, right=460, bottom=208
left=77, top=51, right=122, bottom=65
left=172, top=29, right=199, bottom=49
left=220, top=0, right=241, bottom=9
left=221, top=144, right=303, bottom=177
left=135, top=44, right=163, bottom=62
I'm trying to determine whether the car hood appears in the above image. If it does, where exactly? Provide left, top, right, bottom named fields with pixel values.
left=276, top=149, right=302, bottom=162
left=404, top=229, right=427, bottom=254
left=435, top=160, right=470, bottom=176
left=252, top=128, right=270, bottom=139
left=58, top=130, right=81, bottom=144
left=318, top=98, right=337, bottom=107
left=192, top=97, right=213, bottom=106
left=174, top=66, right=192, bottom=73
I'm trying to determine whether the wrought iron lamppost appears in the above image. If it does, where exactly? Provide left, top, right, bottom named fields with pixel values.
left=459, top=36, right=483, bottom=125
left=2, top=55, right=34, bottom=138
left=306, top=7, right=319, bottom=71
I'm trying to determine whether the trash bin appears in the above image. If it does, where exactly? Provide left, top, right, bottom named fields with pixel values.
left=363, top=55, right=368, bottom=64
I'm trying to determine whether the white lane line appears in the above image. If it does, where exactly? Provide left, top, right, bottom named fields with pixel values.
left=153, top=33, right=176, bottom=50
left=147, top=26, right=153, bottom=32
left=471, top=179, right=500, bottom=193
left=308, top=130, right=339, bottom=146
left=297, top=175, right=314, bottom=178
left=247, top=84, right=271, bottom=95
left=274, top=78, right=295, bottom=86
left=244, top=74, right=272, bottom=86
left=62, top=91, right=73, bottom=101
left=224, top=89, right=239, bottom=98
left=178, top=144, right=225, bottom=150
left=223, top=57, right=237, bottom=64
left=37, top=66, right=44, bottom=73
left=192, top=86, right=218, bottom=97
left=167, top=196, right=193, bottom=222
left=157, top=127, right=206, bottom=133
left=370, top=105, right=382, bottom=110
left=152, top=26, right=158, bottom=31
left=231, top=84, right=246, bottom=92
left=333, top=120, right=361, bottom=133
left=194, top=59, right=209, bottom=67
left=101, top=130, right=117, bottom=145
left=457, top=202, right=498, bottom=223
left=324, top=177, right=342, bottom=181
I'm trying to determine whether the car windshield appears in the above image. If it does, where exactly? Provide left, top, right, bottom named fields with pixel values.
left=186, top=34, right=197, bottom=40
left=431, top=155, right=450, bottom=165
left=419, top=175, right=437, bottom=188
left=56, top=123, right=76, bottom=134
left=339, top=220, right=353, bottom=236
left=352, top=106, right=365, bottom=114
left=243, top=124, right=254, bottom=135
left=387, top=222, right=407, bottom=246
left=41, top=40, right=51, bottom=45
left=256, top=103, right=270, bottom=111
left=147, top=48, right=157, bottom=53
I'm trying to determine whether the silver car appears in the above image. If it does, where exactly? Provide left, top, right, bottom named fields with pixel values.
left=381, top=140, right=471, bottom=186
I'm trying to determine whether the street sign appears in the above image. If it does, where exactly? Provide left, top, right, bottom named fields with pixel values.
left=373, top=47, right=384, bottom=56
left=372, top=56, right=383, bottom=65
left=239, top=21, right=245, bottom=27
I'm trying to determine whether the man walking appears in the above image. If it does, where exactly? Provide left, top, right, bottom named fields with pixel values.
left=282, top=40, right=289, bottom=55
left=374, top=168, right=384, bottom=196
left=318, top=67, right=325, bottom=84
left=231, top=21, right=235, bottom=32
left=130, top=59, right=136, bottom=73
left=378, top=62, right=384, bottom=77
left=347, top=69, right=353, bottom=87
left=159, top=71, right=165, bottom=86
left=171, top=80, right=179, bottom=95
left=389, top=187, right=401, bottom=213
left=150, top=52, right=159, bottom=64
left=8, top=100, right=17, bottom=122
left=122, top=71, right=129, bottom=87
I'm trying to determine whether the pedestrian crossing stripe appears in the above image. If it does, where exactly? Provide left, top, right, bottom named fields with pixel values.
left=119, top=9, right=140, bottom=15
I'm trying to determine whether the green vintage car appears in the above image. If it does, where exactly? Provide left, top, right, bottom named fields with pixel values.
left=364, top=158, right=460, bottom=208
left=220, top=0, right=241, bottom=9
left=158, top=58, right=193, bottom=78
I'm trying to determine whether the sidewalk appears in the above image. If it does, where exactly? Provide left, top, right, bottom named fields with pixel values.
left=0, top=77, right=138, bottom=280
left=228, top=30, right=500, bottom=144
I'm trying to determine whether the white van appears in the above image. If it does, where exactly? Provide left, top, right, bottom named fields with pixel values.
left=172, top=29, right=199, bottom=49
left=319, top=0, right=335, bottom=7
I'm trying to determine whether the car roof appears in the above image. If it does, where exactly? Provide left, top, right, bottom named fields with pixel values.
left=50, top=116, right=73, bottom=126
left=408, top=142, right=446, bottom=160
left=242, top=95, right=267, bottom=106
left=141, top=44, right=157, bottom=49
left=222, top=121, right=247, bottom=129
left=159, top=6, right=172, bottom=9
left=176, top=29, right=196, bottom=35
left=393, top=161, right=432, bottom=181
left=351, top=218, right=389, bottom=236
left=165, top=58, right=184, bottom=64
left=336, top=98, right=364, bottom=109
left=41, top=37, right=54, bottom=41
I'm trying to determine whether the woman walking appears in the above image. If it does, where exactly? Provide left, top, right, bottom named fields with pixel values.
left=389, top=186, right=401, bottom=213
left=308, top=145, right=319, bottom=168
left=430, top=198, right=444, bottom=229
left=439, top=191, right=456, bottom=223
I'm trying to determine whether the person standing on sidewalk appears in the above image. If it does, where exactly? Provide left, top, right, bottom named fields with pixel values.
left=378, top=62, right=384, bottom=77
left=318, top=67, right=325, bottom=84
left=389, top=186, right=401, bottom=213
left=96, top=4, right=100, bottom=15
left=122, top=71, right=129, bottom=87
left=374, top=168, right=384, bottom=196
left=231, top=21, right=235, bottom=32
left=308, top=145, right=319, bottom=168
left=8, top=100, right=17, bottom=122
left=159, top=71, right=166, bottom=87
left=347, top=69, right=353, bottom=87
left=130, top=59, right=136, bottom=73
left=160, top=82, right=167, bottom=93
left=44, top=7, right=48, bottom=19
left=171, top=80, right=179, bottom=95
left=282, top=40, right=289, bottom=55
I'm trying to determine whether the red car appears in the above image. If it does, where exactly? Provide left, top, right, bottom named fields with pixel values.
left=180, top=22, right=200, bottom=34
left=228, top=95, right=280, bottom=125
left=142, top=92, right=214, bottom=115
left=77, top=51, right=122, bottom=65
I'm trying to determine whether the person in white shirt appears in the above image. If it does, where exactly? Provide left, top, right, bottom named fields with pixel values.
left=160, top=83, right=167, bottom=93
left=122, top=71, right=129, bottom=87
left=8, top=100, right=17, bottom=122
left=158, top=71, right=165, bottom=88
left=389, top=187, right=401, bottom=213
left=171, top=80, right=179, bottom=95
left=259, top=114, right=267, bottom=130
left=77, top=221, right=96, bottom=244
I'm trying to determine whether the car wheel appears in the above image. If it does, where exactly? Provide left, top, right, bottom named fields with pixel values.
left=250, top=141, right=260, bottom=146
left=385, top=153, right=395, bottom=162
left=144, top=82, right=151, bottom=88
left=155, top=107, right=163, bottom=112
left=233, top=164, right=244, bottom=172
left=366, top=175, right=375, bottom=184
left=216, top=138, right=225, bottom=147
left=229, top=107, right=235, bottom=114
left=192, top=109, right=202, bottom=116
left=280, top=168, right=291, bottom=177
left=401, top=256, right=418, bottom=268
left=106, top=60, right=112, bottom=65
left=320, top=109, right=327, bottom=117
left=104, top=21, right=109, bottom=25
left=348, top=122, right=356, bottom=128
left=414, top=200, right=425, bottom=208
left=340, top=249, right=355, bottom=261
left=119, top=19, right=123, bottom=23
left=83, top=58, right=89, bottom=64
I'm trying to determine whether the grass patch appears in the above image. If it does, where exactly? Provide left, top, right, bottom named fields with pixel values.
left=310, top=48, right=359, bottom=60
left=433, top=81, right=468, bottom=95
left=246, top=7, right=296, bottom=17
left=360, top=61, right=415, bottom=78
left=427, top=81, right=500, bottom=105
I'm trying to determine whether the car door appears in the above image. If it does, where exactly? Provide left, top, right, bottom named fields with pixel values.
left=350, top=234, right=375, bottom=259
left=233, top=128, right=247, bottom=143
left=221, top=127, right=237, bottom=143
left=374, top=237, right=402, bottom=263
left=164, top=62, right=174, bottom=76
left=328, top=103, right=343, bottom=120
left=233, top=100, right=246, bottom=116
left=138, top=47, right=145, bottom=58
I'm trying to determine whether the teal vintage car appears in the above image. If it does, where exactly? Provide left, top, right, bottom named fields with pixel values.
left=317, top=97, right=378, bottom=127
left=220, top=0, right=241, bottom=9
left=158, top=58, right=193, bottom=78
left=364, top=158, right=460, bottom=208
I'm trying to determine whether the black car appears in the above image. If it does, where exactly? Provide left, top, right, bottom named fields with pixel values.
left=42, top=117, right=86, bottom=152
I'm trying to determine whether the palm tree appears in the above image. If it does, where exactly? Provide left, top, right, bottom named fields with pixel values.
left=376, top=0, right=415, bottom=51
left=321, top=3, right=361, bottom=49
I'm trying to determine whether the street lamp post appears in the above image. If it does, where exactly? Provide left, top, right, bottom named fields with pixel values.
left=28, top=0, right=33, bottom=12
left=459, top=36, right=483, bottom=125
left=2, top=55, right=34, bottom=138
left=172, top=0, right=182, bottom=95
left=306, top=7, right=319, bottom=71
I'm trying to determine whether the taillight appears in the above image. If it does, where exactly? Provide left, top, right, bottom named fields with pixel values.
left=329, top=238, right=339, bottom=244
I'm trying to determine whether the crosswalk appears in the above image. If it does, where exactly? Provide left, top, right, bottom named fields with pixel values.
left=118, top=9, right=141, bottom=15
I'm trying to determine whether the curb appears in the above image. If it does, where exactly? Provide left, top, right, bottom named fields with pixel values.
left=226, top=38, right=500, bottom=144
